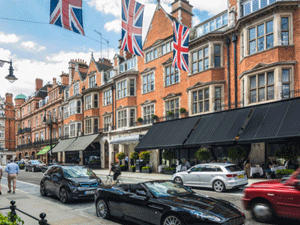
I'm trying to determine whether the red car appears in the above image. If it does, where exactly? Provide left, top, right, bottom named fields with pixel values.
left=243, top=168, right=300, bottom=223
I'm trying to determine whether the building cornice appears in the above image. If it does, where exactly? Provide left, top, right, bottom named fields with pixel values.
left=140, top=100, right=157, bottom=106
left=162, top=92, right=182, bottom=100
left=141, top=67, right=156, bottom=75
left=186, top=80, right=226, bottom=92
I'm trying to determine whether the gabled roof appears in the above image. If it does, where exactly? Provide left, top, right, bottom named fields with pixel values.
left=95, top=62, right=113, bottom=72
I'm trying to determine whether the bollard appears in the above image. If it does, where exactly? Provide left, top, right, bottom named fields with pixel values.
left=39, top=213, right=48, bottom=225
left=10, top=201, right=17, bottom=216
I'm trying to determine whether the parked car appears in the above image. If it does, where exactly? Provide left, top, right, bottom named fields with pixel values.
left=243, top=167, right=300, bottom=223
left=41, top=163, right=58, bottom=173
left=25, top=160, right=46, bottom=172
left=173, top=163, right=248, bottom=192
left=95, top=180, right=245, bottom=225
left=40, top=165, right=102, bottom=203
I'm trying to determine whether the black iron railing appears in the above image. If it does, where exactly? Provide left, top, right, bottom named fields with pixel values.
left=0, top=201, right=49, bottom=225
left=17, top=138, right=59, bottom=149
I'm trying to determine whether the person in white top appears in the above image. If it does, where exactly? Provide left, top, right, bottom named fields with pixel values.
left=0, top=165, right=2, bottom=195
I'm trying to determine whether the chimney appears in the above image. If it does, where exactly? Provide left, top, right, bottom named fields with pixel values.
left=5, top=93, right=13, bottom=104
left=171, top=0, right=193, bottom=28
left=60, top=72, right=69, bottom=86
left=35, top=78, right=43, bottom=92
left=69, top=60, right=76, bottom=86
left=118, top=39, right=124, bottom=58
left=228, top=0, right=238, bottom=26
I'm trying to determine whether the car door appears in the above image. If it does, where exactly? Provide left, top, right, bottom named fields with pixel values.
left=199, top=166, right=218, bottom=187
left=26, top=161, right=32, bottom=171
left=47, top=167, right=61, bottom=194
left=184, top=165, right=203, bottom=186
left=52, top=167, right=64, bottom=197
left=43, top=167, right=56, bottom=194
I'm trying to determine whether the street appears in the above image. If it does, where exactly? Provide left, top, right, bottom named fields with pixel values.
left=0, top=170, right=296, bottom=225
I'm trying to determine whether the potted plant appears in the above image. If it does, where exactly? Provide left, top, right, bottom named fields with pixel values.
left=139, top=151, right=151, bottom=173
left=180, top=108, right=188, bottom=117
left=120, top=164, right=127, bottom=171
left=164, top=167, right=175, bottom=174
left=228, top=146, right=247, bottom=165
left=152, top=114, right=158, bottom=122
left=116, top=152, right=125, bottom=165
left=167, top=111, right=174, bottom=120
left=142, top=166, right=152, bottom=173
left=275, top=169, right=295, bottom=179
left=195, top=148, right=211, bottom=162
left=131, top=165, right=136, bottom=172
left=137, top=117, right=143, bottom=123
left=162, top=149, right=176, bottom=174
left=130, top=151, right=139, bottom=166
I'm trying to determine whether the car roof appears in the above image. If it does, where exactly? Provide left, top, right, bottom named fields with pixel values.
left=194, top=163, right=236, bottom=167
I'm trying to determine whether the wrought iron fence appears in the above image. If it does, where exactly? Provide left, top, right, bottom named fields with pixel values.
left=0, top=201, right=49, bottom=225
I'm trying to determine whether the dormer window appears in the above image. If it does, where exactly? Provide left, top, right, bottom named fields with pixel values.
left=74, top=83, right=79, bottom=95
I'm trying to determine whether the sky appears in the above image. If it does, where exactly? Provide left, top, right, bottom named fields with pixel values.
left=0, top=0, right=227, bottom=100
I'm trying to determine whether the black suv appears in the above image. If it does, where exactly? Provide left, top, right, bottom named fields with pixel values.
left=40, top=165, right=102, bottom=203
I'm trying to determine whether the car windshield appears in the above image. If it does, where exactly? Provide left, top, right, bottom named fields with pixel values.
left=225, top=165, right=243, bottom=172
left=62, top=167, right=96, bottom=178
left=144, top=181, right=193, bottom=197
left=31, top=160, right=43, bottom=164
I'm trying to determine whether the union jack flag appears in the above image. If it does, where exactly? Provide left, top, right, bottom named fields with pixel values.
left=172, top=21, right=189, bottom=72
left=50, top=0, right=85, bottom=35
left=121, top=0, right=144, bottom=57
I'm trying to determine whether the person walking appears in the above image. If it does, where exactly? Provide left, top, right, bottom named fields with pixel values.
left=0, top=164, right=2, bottom=195
left=5, top=159, right=19, bottom=194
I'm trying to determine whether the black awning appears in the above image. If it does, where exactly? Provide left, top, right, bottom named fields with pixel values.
left=238, top=99, right=300, bottom=143
left=135, top=116, right=200, bottom=151
left=184, top=108, right=251, bottom=147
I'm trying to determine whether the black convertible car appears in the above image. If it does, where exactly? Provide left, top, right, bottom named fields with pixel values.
left=95, top=180, right=245, bottom=225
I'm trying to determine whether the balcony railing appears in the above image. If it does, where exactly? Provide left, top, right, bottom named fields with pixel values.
left=16, top=138, right=59, bottom=149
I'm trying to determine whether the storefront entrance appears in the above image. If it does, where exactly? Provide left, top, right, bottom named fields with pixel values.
left=65, top=151, right=80, bottom=164
left=104, top=141, right=109, bottom=168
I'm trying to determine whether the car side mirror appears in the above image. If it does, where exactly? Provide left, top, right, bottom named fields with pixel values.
left=136, top=190, right=147, bottom=197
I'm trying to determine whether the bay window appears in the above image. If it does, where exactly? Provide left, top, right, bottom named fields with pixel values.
left=70, top=124, right=76, bottom=137
left=281, top=17, right=289, bottom=45
left=64, top=126, right=69, bottom=137
left=250, top=71, right=274, bottom=103
left=129, top=109, right=136, bottom=127
left=282, top=69, right=290, bottom=99
left=94, top=94, right=98, bottom=108
left=104, top=116, right=111, bottom=131
left=85, top=119, right=92, bottom=134
left=63, top=105, right=69, bottom=119
left=191, top=46, right=209, bottom=74
left=192, top=88, right=210, bottom=114
left=215, top=87, right=222, bottom=111
left=165, top=98, right=179, bottom=119
left=70, top=101, right=76, bottom=115
left=104, top=89, right=112, bottom=106
left=117, top=80, right=127, bottom=99
left=94, top=118, right=98, bottom=133
left=77, top=100, right=81, bottom=113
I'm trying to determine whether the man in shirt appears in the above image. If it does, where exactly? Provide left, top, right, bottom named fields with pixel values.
left=0, top=164, right=2, bottom=195
left=5, top=159, right=19, bottom=194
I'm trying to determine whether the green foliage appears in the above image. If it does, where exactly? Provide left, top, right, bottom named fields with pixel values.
left=180, top=108, right=186, bottom=114
left=139, top=151, right=151, bottom=162
left=164, top=167, right=175, bottom=171
left=276, top=169, right=295, bottom=175
left=142, top=166, right=151, bottom=170
left=275, top=144, right=300, bottom=161
left=116, top=152, right=125, bottom=160
left=137, top=117, right=143, bottom=122
left=162, top=150, right=176, bottom=162
left=130, top=152, right=139, bottom=160
left=152, top=115, right=158, bottom=119
left=120, top=165, right=127, bottom=168
left=194, top=148, right=211, bottom=161
left=167, top=111, right=174, bottom=116
left=131, top=165, right=136, bottom=169
left=0, top=212, right=24, bottom=225
left=228, top=146, right=247, bottom=161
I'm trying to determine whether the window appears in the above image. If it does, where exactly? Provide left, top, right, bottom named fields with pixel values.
left=104, top=90, right=112, bottom=106
left=104, top=116, right=111, bottom=131
left=85, top=95, right=92, bottom=110
left=77, top=123, right=81, bottom=135
left=64, top=126, right=69, bottom=137
left=143, top=105, right=154, bottom=124
left=40, top=114, right=43, bottom=125
left=192, top=46, right=209, bottom=74
left=41, top=131, right=44, bottom=141
left=53, top=108, right=56, bottom=118
left=250, top=71, right=274, bottom=103
left=215, top=87, right=222, bottom=111
left=89, top=75, right=96, bottom=88
left=77, top=100, right=81, bottom=113
left=53, top=128, right=56, bottom=138
left=94, top=94, right=98, bottom=108
left=59, top=127, right=61, bottom=137
left=117, top=109, right=127, bottom=128
left=214, top=45, right=221, bottom=68
left=58, top=107, right=62, bottom=118
left=35, top=116, right=38, bottom=126
left=63, top=105, right=69, bottom=119
left=165, top=98, right=179, bottom=118
left=70, top=101, right=76, bottom=115
left=94, top=118, right=99, bottom=133
left=129, top=109, right=135, bottom=127
left=162, top=41, right=172, bottom=55
left=74, top=83, right=79, bottom=95
left=70, top=124, right=76, bottom=137
left=282, top=69, right=290, bottom=99
left=192, top=88, right=210, bottom=114
left=35, top=133, right=39, bottom=142
left=241, top=32, right=245, bottom=57
left=130, top=79, right=135, bottom=96
left=165, top=65, right=179, bottom=86
left=85, top=119, right=92, bottom=134
left=0, top=132, right=4, bottom=138
left=117, top=80, right=127, bottom=99
left=27, top=105, right=30, bottom=114
left=146, top=49, right=158, bottom=62
left=65, top=89, right=69, bottom=99
left=281, top=17, right=289, bottom=45
left=249, top=20, right=273, bottom=55
left=243, top=0, right=277, bottom=16
left=142, top=73, right=154, bottom=94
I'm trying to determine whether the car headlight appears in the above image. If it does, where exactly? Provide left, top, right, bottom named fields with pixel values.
left=190, top=210, right=223, bottom=223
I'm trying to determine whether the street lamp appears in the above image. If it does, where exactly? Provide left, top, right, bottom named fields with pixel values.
left=43, top=113, right=56, bottom=164
left=0, top=60, right=18, bottom=83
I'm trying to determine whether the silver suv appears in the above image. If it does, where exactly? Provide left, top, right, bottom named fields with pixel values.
left=173, top=163, right=248, bottom=192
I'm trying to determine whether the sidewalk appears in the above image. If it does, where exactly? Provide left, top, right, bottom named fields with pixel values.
left=0, top=184, right=114, bottom=225
left=93, top=169, right=268, bottom=186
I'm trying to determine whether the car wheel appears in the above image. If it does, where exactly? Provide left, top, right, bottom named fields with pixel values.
left=174, top=177, right=183, bottom=185
left=96, top=199, right=110, bottom=219
left=32, top=167, right=35, bottom=172
left=252, top=202, right=273, bottom=223
left=59, top=187, right=69, bottom=204
left=25, top=167, right=28, bottom=172
left=40, top=182, right=47, bottom=196
left=162, top=214, right=185, bottom=225
left=213, top=180, right=225, bottom=192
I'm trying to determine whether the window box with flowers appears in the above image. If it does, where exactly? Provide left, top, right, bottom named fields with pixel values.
left=152, top=114, right=158, bottom=122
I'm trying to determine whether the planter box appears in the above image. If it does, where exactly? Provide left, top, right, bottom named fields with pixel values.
left=163, top=170, right=175, bottom=175
left=120, top=166, right=128, bottom=171
left=276, top=174, right=285, bottom=179
left=142, top=168, right=152, bottom=173
left=131, top=168, right=136, bottom=172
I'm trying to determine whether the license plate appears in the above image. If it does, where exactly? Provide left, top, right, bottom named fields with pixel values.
left=84, top=190, right=96, bottom=195
left=238, top=175, right=244, bottom=179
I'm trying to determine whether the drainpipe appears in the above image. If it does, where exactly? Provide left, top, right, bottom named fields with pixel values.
left=225, top=37, right=231, bottom=109
left=111, top=84, right=116, bottom=130
left=232, top=33, right=238, bottom=109
left=81, top=96, right=84, bottom=135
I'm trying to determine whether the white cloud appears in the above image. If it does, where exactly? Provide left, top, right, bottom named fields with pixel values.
left=21, top=41, right=46, bottom=52
left=192, top=16, right=201, bottom=27
left=0, top=32, right=20, bottom=43
left=104, top=19, right=121, bottom=33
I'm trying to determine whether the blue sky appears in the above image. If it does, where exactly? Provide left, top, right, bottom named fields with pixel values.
left=0, top=0, right=227, bottom=99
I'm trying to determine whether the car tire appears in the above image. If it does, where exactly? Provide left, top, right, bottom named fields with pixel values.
left=174, top=177, right=183, bottom=185
left=25, top=167, right=28, bottom=172
left=40, top=182, right=47, bottom=196
left=96, top=199, right=110, bottom=219
left=213, top=180, right=226, bottom=192
left=59, top=187, right=69, bottom=204
left=251, top=201, right=273, bottom=223
left=162, top=214, right=185, bottom=225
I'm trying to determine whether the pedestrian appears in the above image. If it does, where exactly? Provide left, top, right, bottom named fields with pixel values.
left=244, top=158, right=251, bottom=178
left=5, top=159, right=19, bottom=194
left=184, top=159, right=191, bottom=169
left=0, top=164, right=2, bottom=195
left=125, top=155, right=129, bottom=169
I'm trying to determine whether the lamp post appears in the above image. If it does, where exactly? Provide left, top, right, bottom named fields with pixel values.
left=0, top=60, right=18, bottom=83
left=43, top=113, right=56, bottom=164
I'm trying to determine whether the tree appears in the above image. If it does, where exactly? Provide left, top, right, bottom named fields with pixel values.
left=194, top=148, right=211, bottom=161
left=228, top=146, right=247, bottom=163
left=162, top=149, right=176, bottom=165
left=116, top=152, right=125, bottom=162
left=139, top=151, right=151, bottom=163
left=130, top=152, right=139, bottom=165
left=275, top=144, right=300, bottom=161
